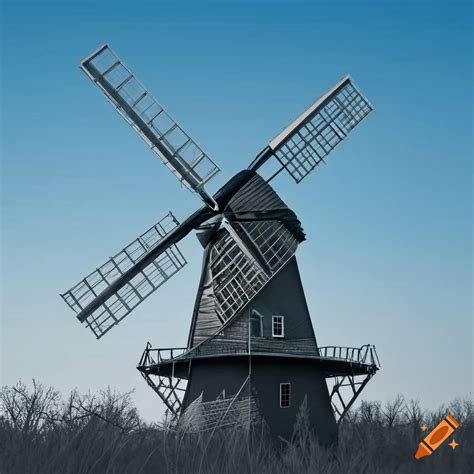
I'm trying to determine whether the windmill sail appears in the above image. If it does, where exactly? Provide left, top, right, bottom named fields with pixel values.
left=80, top=44, right=220, bottom=208
left=61, top=212, right=187, bottom=338
left=250, top=75, right=373, bottom=183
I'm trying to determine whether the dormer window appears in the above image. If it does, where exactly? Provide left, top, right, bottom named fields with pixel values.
left=272, top=315, right=284, bottom=338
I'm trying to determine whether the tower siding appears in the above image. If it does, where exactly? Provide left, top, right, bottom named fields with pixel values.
left=221, top=256, right=318, bottom=346
left=182, top=355, right=337, bottom=445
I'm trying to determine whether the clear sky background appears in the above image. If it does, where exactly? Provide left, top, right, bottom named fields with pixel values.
left=1, top=0, right=472, bottom=422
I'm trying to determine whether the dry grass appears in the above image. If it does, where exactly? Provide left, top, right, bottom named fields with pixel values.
left=0, top=380, right=472, bottom=473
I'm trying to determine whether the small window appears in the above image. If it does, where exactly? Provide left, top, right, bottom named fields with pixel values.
left=280, top=383, right=291, bottom=408
left=272, top=315, right=284, bottom=338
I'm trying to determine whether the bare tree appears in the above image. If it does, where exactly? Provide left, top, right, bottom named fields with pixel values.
left=359, top=400, right=382, bottom=425
left=403, top=398, right=424, bottom=439
left=0, top=379, right=61, bottom=438
left=382, top=394, right=405, bottom=427
left=71, top=387, right=141, bottom=432
left=447, top=397, right=474, bottom=423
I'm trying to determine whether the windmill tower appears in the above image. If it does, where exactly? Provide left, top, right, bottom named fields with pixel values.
left=62, top=44, right=380, bottom=444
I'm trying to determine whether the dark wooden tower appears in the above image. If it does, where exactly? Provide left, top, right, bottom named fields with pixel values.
left=137, top=172, right=378, bottom=443
left=62, top=44, right=380, bottom=444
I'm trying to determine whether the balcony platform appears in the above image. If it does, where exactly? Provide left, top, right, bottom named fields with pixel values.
left=137, top=341, right=380, bottom=380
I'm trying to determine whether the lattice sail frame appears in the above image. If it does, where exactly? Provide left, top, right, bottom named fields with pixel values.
left=268, top=75, right=373, bottom=183
left=233, top=220, right=299, bottom=273
left=209, top=219, right=299, bottom=324
left=80, top=44, right=220, bottom=205
left=210, top=229, right=269, bottom=323
left=61, top=212, right=187, bottom=338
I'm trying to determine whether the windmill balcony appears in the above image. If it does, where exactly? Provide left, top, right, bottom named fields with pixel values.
left=137, top=340, right=380, bottom=381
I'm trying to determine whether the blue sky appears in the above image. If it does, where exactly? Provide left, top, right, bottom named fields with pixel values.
left=1, top=0, right=472, bottom=421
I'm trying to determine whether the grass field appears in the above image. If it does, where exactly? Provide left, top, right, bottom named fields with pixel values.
left=1, top=380, right=472, bottom=473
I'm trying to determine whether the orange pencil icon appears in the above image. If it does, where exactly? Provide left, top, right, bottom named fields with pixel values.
left=415, top=415, right=460, bottom=459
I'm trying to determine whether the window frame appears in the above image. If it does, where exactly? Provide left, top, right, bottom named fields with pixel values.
left=280, top=382, right=291, bottom=408
left=272, top=315, right=285, bottom=338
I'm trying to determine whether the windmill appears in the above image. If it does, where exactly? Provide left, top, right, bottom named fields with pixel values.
left=61, top=44, right=380, bottom=444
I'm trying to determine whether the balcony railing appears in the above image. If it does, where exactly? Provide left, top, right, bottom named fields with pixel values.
left=318, top=345, right=380, bottom=368
left=138, top=343, right=187, bottom=369
left=138, top=340, right=380, bottom=372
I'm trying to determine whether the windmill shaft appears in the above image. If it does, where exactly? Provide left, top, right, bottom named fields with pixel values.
left=248, top=146, right=273, bottom=172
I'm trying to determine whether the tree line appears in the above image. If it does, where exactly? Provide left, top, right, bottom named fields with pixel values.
left=0, top=380, right=472, bottom=473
